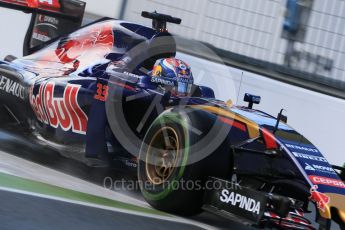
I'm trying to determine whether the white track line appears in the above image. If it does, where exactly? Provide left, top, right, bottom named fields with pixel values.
left=0, top=151, right=148, bottom=207
left=0, top=186, right=215, bottom=230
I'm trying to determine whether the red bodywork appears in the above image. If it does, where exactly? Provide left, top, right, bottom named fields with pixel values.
left=0, top=0, right=61, bottom=11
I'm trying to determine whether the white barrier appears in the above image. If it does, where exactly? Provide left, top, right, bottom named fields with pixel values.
left=0, top=9, right=30, bottom=58
left=178, top=53, right=345, bottom=165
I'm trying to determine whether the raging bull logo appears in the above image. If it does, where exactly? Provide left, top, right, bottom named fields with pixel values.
left=309, top=185, right=330, bottom=212
left=30, top=82, right=88, bottom=135
left=0, top=75, right=25, bottom=100
left=220, top=189, right=261, bottom=215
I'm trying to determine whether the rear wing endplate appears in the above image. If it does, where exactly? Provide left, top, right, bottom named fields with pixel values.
left=0, top=0, right=86, bottom=55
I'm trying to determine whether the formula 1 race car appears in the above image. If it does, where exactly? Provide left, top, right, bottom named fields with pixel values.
left=0, top=1, right=344, bottom=229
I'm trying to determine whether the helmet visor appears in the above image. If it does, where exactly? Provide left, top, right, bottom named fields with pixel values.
left=176, top=82, right=192, bottom=96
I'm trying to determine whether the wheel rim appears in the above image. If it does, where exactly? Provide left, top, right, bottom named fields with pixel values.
left=145, top=127, right=180, bottom=185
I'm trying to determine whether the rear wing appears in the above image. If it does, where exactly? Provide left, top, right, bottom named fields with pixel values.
left=0, top=0, right=86, bottom=56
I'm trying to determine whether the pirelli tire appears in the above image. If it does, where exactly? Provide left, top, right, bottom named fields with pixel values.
left=138, top=107, right=233, bottom=215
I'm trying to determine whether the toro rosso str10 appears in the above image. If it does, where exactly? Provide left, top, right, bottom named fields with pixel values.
left=0, top=1, right=344, bottom=229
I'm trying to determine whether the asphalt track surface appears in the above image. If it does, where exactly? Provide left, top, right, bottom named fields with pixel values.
left=0, top=127, right=251, bottom=230
left=0, top=189, right=202, bottom=230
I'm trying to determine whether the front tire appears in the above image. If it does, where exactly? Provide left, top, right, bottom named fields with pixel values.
left=138, top=107, right=232, bottom=215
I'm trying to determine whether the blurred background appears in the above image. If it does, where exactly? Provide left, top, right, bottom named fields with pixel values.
left=2, top=0, right=344, bottom=90
left=124, top=0, right=344, bottom=90
left=0, top=0, right=344, bottom=164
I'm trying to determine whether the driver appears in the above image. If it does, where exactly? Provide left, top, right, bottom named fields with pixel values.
left=150, top=58, right=194, bottom=97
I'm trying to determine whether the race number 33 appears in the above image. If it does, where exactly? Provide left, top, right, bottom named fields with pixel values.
left=94, top=83, right=109, bottom=102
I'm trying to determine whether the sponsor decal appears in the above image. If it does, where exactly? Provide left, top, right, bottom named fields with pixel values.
left=38, top=15, right=59, bottom=25
left=309, top=175, right=345, bottom=189
left=220, top=189, right=261, bottom=215
left=176, top=76, right=193, bottom=84
left=32, top=29, right=51, bottom=42
left=204, top=179, right=267, bottom=223
left=125, top=160, right=137, bottom=168
left=309, top=185, right=330, bottom=212
left=150, top=77, right=175, bottom=86
left=304, top=163, right=336, bottom=175
left=0, top=75, right=25, bottom=100
left=30, top=82, right=88, bottom=135
left=305, top=163, right=315, bottom=171
left=123, top=72, right=141, bottom=79
left=285, top=144, right=319, bottom=153
left=292, top=152, right=327, bottom=162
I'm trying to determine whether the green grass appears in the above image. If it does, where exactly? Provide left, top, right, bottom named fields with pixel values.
left=0, top=172, right=168, bottom=216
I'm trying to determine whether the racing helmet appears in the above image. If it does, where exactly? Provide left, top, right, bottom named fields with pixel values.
left=151, top=58, right=194, bottom=96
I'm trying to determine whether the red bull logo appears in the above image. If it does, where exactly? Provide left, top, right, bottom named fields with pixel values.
left=179, top=69, right=187, bottom=75
left=152, top=65, right=162, bottom=77
left=29, top=82, right=88, bottom=135
left=309, top=185, right=330, bottom=212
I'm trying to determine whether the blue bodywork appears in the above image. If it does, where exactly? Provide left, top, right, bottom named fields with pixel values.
left=0, top=17, right=344, bottom=226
